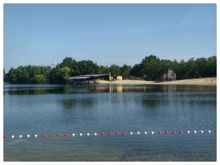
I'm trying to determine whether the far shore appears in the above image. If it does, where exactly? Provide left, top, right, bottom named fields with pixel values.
left=95, top=77, right=216, bottom=86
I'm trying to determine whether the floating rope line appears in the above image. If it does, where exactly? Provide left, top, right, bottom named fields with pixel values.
left=3, top=129, right=216, bottom=140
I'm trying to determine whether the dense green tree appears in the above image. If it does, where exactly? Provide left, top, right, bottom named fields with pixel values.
left=59, top=57, right=79, bottom=76
left=174, top=60, right=186, bottom=79
left=171, top=60, right=179, bottom=79
left=109, top=64, right=121, bottom=78
left=78, top=60, right=99, bottom=75
left=195, top=58, right=208, bottom=77
left=98, top=65, right=109, bottom=74
left=4, top=69, right=6, bottom=82
left=5, top=68, right=17, bottom=83
left=48, top=66, right=71, bottom=84
left=120, top=64, right=131, bottom=79
left=5, top=66, right=51, bottom=84
left=207, top=56, right=216, bottom=77
left=130, top=64, right=142, bottom=78
left=185, top=58, right=200, bottom=78
left=60, top=57, right=75, bottom=68
left=60, top=66, right=71, bottom=83
left=138, top=55, right=161, bottom=80
left=48, top=67, right=63, bottom=84
left=33, top=74, right=46, bottom=83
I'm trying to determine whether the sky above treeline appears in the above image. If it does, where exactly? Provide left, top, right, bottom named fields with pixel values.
left=4, top=4, right=216, bottom=71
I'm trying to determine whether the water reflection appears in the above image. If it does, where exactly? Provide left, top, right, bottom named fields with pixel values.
left=60, top=98, right=95, bottom=109
left=141, top=95, right=162, bottom=109
left=61, top=99, right=77, bottom=109
left=4, top=84, right=216, bottom=95
left=162, top=85, right=177, bottom=91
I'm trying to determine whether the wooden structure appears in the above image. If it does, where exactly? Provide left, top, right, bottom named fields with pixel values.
left=68, top=73, right=110, bottom=85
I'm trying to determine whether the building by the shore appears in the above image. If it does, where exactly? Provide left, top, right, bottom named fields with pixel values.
left=67, top=73, right=112, bottom=85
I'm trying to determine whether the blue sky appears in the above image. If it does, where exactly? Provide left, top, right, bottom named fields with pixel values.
left=4, top=4, right=216, bottom=71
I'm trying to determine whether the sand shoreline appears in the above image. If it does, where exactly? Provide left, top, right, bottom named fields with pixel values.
left=96, top=77, right=216, bottom=86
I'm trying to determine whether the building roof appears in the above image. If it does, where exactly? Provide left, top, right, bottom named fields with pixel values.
left=68, top=76, right=89, bottom=80
left=68, top=73, right=109, bottom=80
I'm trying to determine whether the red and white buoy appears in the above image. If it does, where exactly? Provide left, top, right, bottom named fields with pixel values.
left=3, top=129, right=215, bottom=140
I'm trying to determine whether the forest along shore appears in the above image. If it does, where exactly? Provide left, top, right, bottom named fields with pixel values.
left=96, top=77, right=216, bottom=86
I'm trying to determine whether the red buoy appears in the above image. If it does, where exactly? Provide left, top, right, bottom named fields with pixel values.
left=56, top=133, right=62, bottom=137
left=107, top=132, right=112, bottom=136
left=179, top=130, right=183, bottom=134
left=3, top=135, right=7, bottom=139
left=100, top=132, right=105, bottom=136
left=49, top=133, right=54, bottom=137
left=64, top=133, right=69, bottom=137
left=122, top=132, right=126, bottom=135
left=172, top=131, right=176, bottom=134
left=114, top=132, right=119, bottom=135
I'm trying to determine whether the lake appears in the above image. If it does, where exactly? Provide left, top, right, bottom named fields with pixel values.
left=4, top=84, right=216, bottom=161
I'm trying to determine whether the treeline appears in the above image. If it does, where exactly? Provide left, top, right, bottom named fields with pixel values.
left=131, top=55, right=216, bottom=81
left=4, top=55, right=216, bottom=84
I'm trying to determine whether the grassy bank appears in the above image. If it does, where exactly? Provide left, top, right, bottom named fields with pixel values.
left=96, top=77, right=216, bottom=86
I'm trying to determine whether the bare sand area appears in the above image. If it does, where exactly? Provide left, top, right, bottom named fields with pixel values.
left=96, top=77, right=216, bottom=86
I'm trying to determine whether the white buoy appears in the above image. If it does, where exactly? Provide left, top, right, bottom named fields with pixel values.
left=151, top=131, right=154, bottom=135
left=79, top=133, right=83, bottom=136
left=27, top=134, right=30, bottom=138
left=72, top=133, right=75, bottom=136
left=208, top=130, right=212, bottom=134
left=94, top=133, right=97, bottom=136
left=193, top=130, right=197, bottom=134
left=137, top=132, right=140, bottom=135
left=87, top=133, right=90, bottom=136
left=34, top=134, right=38, bottom=138
left=187, top=130, right=190, bottom=134
left=19, top=135, right=23, bottom=138
left=200, top=130, right=204, bottom=134
left=144, top=131, right=147, bottom=135
left=11, top=135, right=15, bottom=139
left=130, top=132, right=133, bottom=135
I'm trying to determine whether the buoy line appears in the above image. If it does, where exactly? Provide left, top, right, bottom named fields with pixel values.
left=3, top=129, right=215, bottom=140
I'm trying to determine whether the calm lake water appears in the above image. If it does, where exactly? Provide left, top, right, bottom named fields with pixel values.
left=4, top=84, right=216, bottom=161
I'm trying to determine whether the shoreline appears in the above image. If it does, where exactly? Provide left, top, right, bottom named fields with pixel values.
left=96, top=77, right=216, bottom=86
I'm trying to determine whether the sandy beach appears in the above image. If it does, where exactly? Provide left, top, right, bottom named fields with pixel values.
left=96, top=77, right=216, bottom=86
